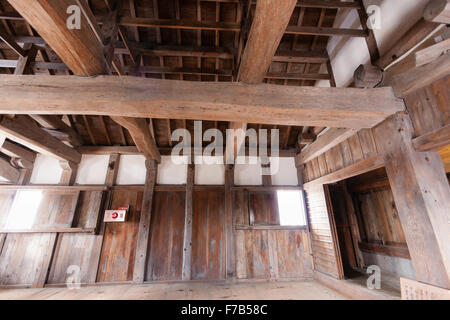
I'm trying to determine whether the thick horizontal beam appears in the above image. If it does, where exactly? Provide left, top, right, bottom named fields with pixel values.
left=285, top=26, right=367, bottom=37
left=412, top=124, right=450, bottom=152
left=123, top=66, right=233, bottom=76
left=296, top=128, right=357, bottom=166
left=77, top=146, right=297, bottom=157
left=117, top=17, right=241, bottom=31
left=266, top=72, right=330, bottom=81
left=273, top=50, right=329, bottom=64
left=0, top=75, right=404, bottom=129
left=115, top=43, right=234, bottom=59
left=359, top=241, right=411, bottom=260
left=0, top=115, right=81, bottom=163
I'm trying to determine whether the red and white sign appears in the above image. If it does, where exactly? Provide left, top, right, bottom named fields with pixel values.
left=104, top=210, right=127, bottom=222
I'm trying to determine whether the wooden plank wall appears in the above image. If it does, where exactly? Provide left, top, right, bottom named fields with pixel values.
left=303, top=128, right=380, bottom=184
left=0, top=185, right=313, bottom=286
left=304, top=184, right=342, bottom=279
left=0, top=189, right=104, bottom=286
left=146, top=191, right=185, bottom=281
left=234, top=190, right=312, bottom=280
left=97, top=190, right=142, bottom=282
left=192, top=190, right=225, bottom=280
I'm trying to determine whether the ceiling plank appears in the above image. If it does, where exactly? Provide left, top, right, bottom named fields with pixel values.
left=0, top=75, right=404, bottom=129
left=0, top=115, right=81, bottom=163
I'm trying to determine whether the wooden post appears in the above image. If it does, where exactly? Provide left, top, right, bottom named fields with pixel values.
left=182, top=164, right=194, bottom=280
left=374, top=114, right=450, bottom=289
left=133, top=159, right=158, bottom=283
left=297, top=165, right=315, bottom=272
left=59, top=160, right=78, bottom=186
left=225, top=164, right=235, bottom=280
left=342, top=181, right=365, bottom=269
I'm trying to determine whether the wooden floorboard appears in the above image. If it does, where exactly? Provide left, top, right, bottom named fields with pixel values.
left=0, top=280, right=347, bottom=300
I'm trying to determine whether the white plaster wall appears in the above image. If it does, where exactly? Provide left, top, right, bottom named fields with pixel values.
left=116, top=155, right=147, bottom=185
left=319, top=0, right=430, bottom=87
left=156, top=155, right=188, bottom=185
left=75, top=155, right=109, bottom=185
left=30, top=154, right=63, bottom=184
left=270, top=157, right=298, bottom=186
left=234, top=157, right=262, bottom=186
left=195, top=156, right=225, bottom=185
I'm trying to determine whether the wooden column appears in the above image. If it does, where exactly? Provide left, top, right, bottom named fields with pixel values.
left=297, top=165, right=315, bottom=272
left=133, top=159, right=158, bottom=283
left=59, top=160, right=78, bottom=186
left=225, top=164, right=235, bottom=279
left=182, top=164, right=195, bottom=280
left=374, top=114, right=450, bottom=289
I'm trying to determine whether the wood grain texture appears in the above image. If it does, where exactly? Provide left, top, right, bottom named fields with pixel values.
left=238, top=0, right=297, bottom=84
left=374, top=114, right=450, bottom=289
left=6, top=0, right=107, bottom=75
left=0, top=75, right=405, bottom=129
left=0, top=115, right=81, bottom=163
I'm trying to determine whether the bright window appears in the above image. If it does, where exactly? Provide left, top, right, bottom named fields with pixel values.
left=6, top=191, right=43, bottom=229
left=276, top=190, right=307, bottom=226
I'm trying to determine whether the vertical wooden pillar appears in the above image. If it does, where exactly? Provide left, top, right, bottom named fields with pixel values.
left=59, top=160, right=78, bottom=186
left=133, top=159, right=158, bottom=283
left=342, top=181, right=365, bottom=269
left=182, top=164, right=194, bottom=280
left=297, top=165, right=315, bottom=272
left=374, top=114, right=450, bottom=289
left=225, top=164, right=235, bottom=280
left=92, top=153, right=121, bottom=282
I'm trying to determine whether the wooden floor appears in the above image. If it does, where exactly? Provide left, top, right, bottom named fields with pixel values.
left=0, top=280, right=347, bottom=300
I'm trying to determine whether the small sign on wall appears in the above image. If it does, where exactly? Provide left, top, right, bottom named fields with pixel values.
left=104, top=207, right=128, bottom=223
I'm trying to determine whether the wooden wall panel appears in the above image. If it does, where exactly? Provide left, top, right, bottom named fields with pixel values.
left=0, top=190, right=17, bottom=228
left=235, top=229, right=311, bottom=280
left=47, top=191, right=105, bottom=285
left=192, top=190, right=225, bottom=280
left=146, top=191, right=185, bottom=281
left=305, top=184, right=342, bottom=278
left=97, top=190, right=142, bottom=282
left=0, top=233, right=56, bottom=286
left=0, top=190, right=79, bottom=230
left=249, top=193, right=279, bottom=226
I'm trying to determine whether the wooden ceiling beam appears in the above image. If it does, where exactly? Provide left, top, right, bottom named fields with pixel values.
left=0, top=140, right=36, bottom=163
left=238, top=0, right=297, bottom=84
left=7, top=0, right=161, bottom=161
left=29, top=115, right=83, bottom=147
left=110, top=117, right=161, bottom=162
left=7, top=0, right=107, bottom=75
left=0, top=115, right=81, bottom=163
left=0, top=75, right=404, bottom=129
